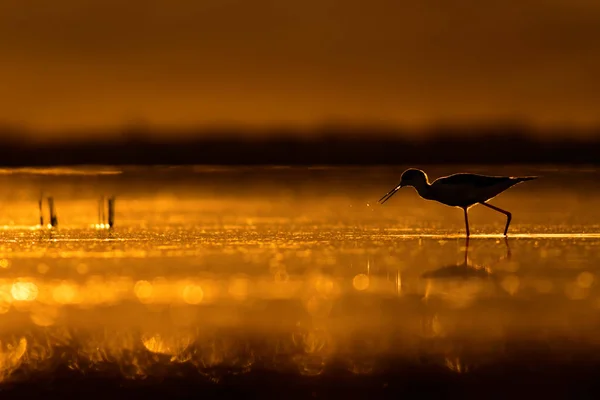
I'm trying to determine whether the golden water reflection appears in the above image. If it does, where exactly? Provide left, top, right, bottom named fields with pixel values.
left=0, top=229, right=597, bottom=386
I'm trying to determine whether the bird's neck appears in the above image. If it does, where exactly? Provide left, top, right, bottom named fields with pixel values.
left=412, top=181, right=432, bottom=199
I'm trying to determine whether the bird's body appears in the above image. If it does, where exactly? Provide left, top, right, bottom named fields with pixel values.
left=418, top=173, right=536, bottom=208
left=378, top=169, right=537, bottom=236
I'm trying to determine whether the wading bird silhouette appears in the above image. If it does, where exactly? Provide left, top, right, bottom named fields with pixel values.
left=378, top=169, right=536, bottom=237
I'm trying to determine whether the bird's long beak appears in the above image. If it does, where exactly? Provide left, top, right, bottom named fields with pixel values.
left=378, top=184, right=402, bottom=204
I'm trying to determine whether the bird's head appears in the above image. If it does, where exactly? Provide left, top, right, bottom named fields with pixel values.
left=399, top=168, right=429, bottom=188
left=378, top=168, right=429, bottom=204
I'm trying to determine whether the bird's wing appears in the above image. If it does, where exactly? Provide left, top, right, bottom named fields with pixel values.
left=433, top=173, right=513, bottom=188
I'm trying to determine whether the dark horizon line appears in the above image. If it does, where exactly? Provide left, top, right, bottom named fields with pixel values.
left=0, top=129, right=599, bottom=166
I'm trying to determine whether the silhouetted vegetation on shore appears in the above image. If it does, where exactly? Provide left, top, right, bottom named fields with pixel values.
left=0, top=124, right=598, bottom=166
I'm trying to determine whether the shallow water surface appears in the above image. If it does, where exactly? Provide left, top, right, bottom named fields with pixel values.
left=0, top=165, right=598, bottom=396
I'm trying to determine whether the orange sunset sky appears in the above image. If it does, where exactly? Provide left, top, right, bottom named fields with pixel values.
left=1, top=0, right=599, bottom=140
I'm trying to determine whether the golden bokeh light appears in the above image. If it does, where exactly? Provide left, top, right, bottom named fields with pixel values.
left=314, top=276, right=335, bottom=296
left=37, top=264, right=50, bottom=274
left=134, top=280, right=154, bottom=303
left=577, top=272, right=595, bottom=288
left=182, top=284, right=204, bottom=305
left=352, top=274, right=370, bottom=291
left=76, top=263, right=90, bottom=275
left=52, top=281, right=81, bottom=305
left=11, top=281, right=39, bottom=302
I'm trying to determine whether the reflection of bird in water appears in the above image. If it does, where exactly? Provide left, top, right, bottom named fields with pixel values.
left=378, top=168, right=537, bottom=237
left=420, top=239, right=511, bottom=308
left=422, top=238, right=510, bottom=279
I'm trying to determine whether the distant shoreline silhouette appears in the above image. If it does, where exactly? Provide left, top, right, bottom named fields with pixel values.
left=0, top=124, right=599, bottom=166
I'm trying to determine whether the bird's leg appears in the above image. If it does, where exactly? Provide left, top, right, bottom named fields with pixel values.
left=480, top=238, right=512, bottom=274
left=463, top=207, right=470, bottom=237
left=502, top=237, right=512, bottom=260
left=479, top=202, right=512, bottom=236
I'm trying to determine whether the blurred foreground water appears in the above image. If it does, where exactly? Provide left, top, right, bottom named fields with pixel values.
left=0, top=165, right=599, bottom=397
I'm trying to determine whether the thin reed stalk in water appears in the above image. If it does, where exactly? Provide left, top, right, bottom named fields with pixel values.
left=47, top=197, right=58, bottom=228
